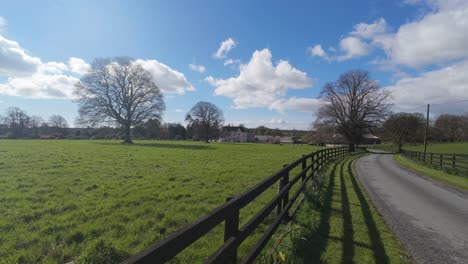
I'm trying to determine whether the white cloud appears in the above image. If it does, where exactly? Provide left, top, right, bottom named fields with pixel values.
left=224, top=59, right=240, bottom=67
left=337, top=37, right=370, bottom=61
left=0, top=62, right=79, bottom=99
left=206, top=48, right=316, bottom=112
left=0, top=34, right=194, bottom=99
left=214, top=38, right=237, bottom=59
left=175, top=109, right=184, bottom=113
left=0, top=17, right=6, bottom=31
left=307, top=44, right=329, bottom=60
left=376, top=4, right=468, bottom=67
left=68, top=57, right=91, bottom=75
left=351, top=18, right=388, bottom=39
left=0, top=35, right=41, bottom=76
left=188, top=63, right=206, bottom=73
left=135, top=59, right=194, bottom=95
left=384, top=59, right=468, bottom=114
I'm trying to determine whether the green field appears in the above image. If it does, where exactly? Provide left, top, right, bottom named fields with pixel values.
left=404, top=142, right=468, bottom=154
left=0, top=140, right=322, bottom=263
left=278, top=155, right=411, bottom=264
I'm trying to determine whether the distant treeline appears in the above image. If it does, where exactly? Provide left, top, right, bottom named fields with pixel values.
left=0, top=106, right=305, bottom=141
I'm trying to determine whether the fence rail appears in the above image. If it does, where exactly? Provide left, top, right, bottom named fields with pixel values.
left=401, top=149, right=468, bottom=175
left=122, top=147, right=352, bottom=264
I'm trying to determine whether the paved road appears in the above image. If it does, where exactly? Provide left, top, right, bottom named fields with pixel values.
left=356, top=154, right=468, bottom=264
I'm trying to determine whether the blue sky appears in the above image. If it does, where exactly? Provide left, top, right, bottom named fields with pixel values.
left=1, top=0, right=467, bottom=129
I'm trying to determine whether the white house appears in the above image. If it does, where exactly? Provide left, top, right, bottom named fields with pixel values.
left=219, top=126, right=255, bottom=143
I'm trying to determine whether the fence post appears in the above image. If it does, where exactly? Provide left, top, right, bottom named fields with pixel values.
left=282, top=164, right=290, bottom=221
left=276, top=174, right=284, bottom=216
left=440, top=154, right=443, bottom=167
left=301, top=155, right=306, bottom=181
left=452, top=155, right=456, bottom=169
left=423, top=152, right=426, bottom=163
left=224, top=196, right=239, bottom=263
left=430, top=153, right=433, bottom=165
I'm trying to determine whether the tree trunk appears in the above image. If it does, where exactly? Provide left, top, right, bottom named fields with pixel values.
left=349, top=143, right=355, bottom=152
left=123, top=123, right=133, bottom=144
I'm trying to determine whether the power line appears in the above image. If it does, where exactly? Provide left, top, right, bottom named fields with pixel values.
left=403, top=99, right=468, bottom=112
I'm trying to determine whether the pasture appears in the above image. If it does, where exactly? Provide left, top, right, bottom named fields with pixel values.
left=404, top=142, right=468, bottom=154
left=0, top=140, right=321, bottom=263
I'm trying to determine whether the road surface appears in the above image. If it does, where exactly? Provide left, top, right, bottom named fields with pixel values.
left=356, top=154, right=468, bottom=264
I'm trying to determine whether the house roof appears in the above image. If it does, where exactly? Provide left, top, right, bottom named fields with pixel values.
left=222, top=126, right=249, bottom=132
left=363, top=134, right=379, bottom=139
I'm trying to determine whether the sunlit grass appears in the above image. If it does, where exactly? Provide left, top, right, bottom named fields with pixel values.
left=0, top=140, right=321, bottom=263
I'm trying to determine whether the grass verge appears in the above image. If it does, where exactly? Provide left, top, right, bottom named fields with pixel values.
left=393, top=154, right=468, bottom=191
left=273, top=154, right=412, bottom=264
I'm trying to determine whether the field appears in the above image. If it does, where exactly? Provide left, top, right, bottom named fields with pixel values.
left=0, top=140, right=321, bottom=263
left=404, top=142, right=468, bottom=154
left=277, top=154, right=411, bottom=264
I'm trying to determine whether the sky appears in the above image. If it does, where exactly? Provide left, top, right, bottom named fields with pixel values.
left=0, top=0, right=467, bottom=130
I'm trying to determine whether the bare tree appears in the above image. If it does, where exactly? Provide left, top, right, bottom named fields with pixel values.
left=3, top=107, right=30, bottom=138
left=49, top=115, right=68, bottom=130
left=185, top=101, right=224, bottom=143
left=434, top=114, right=466, bottom=142
left=74, top=57, right=165, bottom=143
left=317, top=70, right=390, bottom=151
left=30, top=115, right=44, bottom=137
left=381, top=112, right=425, bottom=152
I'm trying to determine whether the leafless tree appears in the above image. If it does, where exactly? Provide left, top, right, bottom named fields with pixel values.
left=185, top=101, right=224, bottom=143
left=381, top=112, right=425, bottom=152
left=3, top=107, right=30, bottom=138
left=434, top=114, right=467, bottom=142
left=74, top=57, right=165, bottom=143
left=30, top=115, right=44, bottom=137
left=49, top=115, right=68, bottom=129
left=317, top=70, right=390, bottom=151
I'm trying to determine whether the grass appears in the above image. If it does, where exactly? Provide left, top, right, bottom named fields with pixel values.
left=276, top=154, right=411, bottom=264
left=404, top=142, right=468, bottom=154
left=393, top=155, right=468, bottom=191
left=0, top=140, right=322, bottom=263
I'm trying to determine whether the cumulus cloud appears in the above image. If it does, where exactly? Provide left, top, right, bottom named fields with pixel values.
left=313, top=0, right=468, bottom=67
left=337, top=37, right=370, bottom=61
left=0, top=35, right=41, bottom=76
left=68, top=57, right=91, bottom=75
left=213, top=38, right=237, bottom=59
left=188, top=63, right=206, bottom=73
left=308, top=37, right=369, bottom=62
left=224, top=59, right=240, bottom=67
left=206, top=48, right=316, bottom=112
left=384, top=59, right=468, bottom=114
left=135, top=59, right=194, bottom=95
left=376, top=3, right=468, bottom=67
left=0, top=62, right=79, bottom=99
left=307, top=44, right=329, bottom=60
left=0, top=34, right=194, bottom=99
left=351, top=18, right=388, bottom=39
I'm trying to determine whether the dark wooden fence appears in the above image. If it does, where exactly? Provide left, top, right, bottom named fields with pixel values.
left=401, top=149, right=468, bottom=174
left=122, top=147, right=351, bottom=264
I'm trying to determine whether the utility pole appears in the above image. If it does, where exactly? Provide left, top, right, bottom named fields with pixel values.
left=423, top=104, right=430, bottom=153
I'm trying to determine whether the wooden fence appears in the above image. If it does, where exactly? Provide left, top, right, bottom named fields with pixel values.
left=401, top=149, right=468, bottom=174
left=122, top=147, right=351, bottom=264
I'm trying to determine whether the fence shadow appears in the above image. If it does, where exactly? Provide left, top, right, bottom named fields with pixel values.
left=340, top=159, right=354, bottom=264
left=348, top=158, right=389, bottom=264
left=292, top=159, right=340, bottom=262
